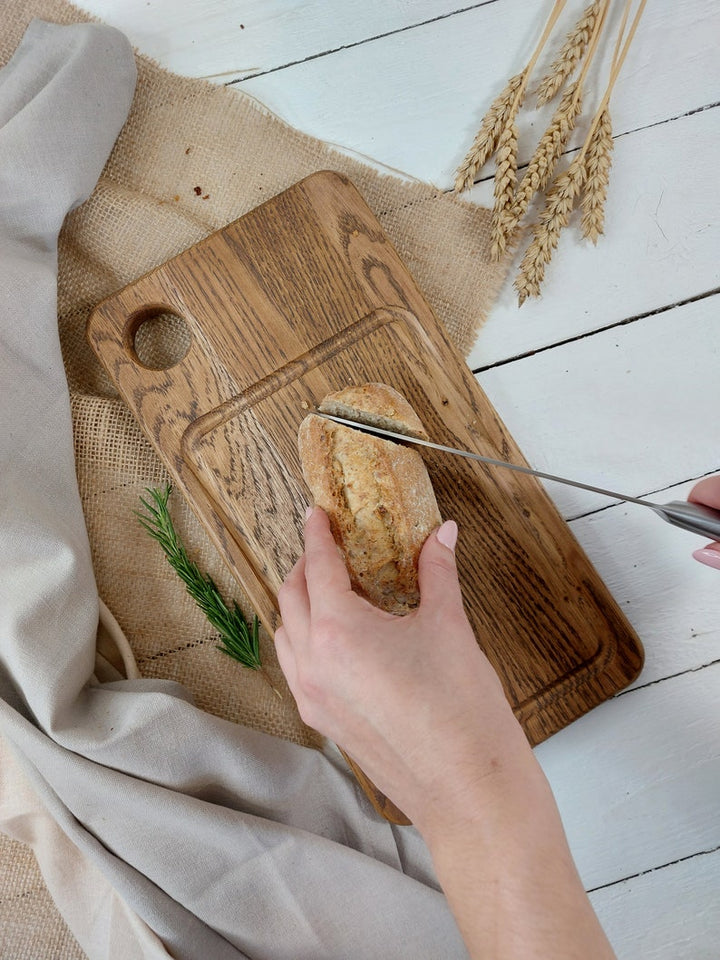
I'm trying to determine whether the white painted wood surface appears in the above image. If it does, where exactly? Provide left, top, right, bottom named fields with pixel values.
left=74, top=2, right=720, bottom=957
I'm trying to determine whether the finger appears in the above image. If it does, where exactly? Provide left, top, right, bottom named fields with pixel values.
left=273, top=625, right=298, bottom=691
left=692, top=542, right=720, bottom=571
left=688, top=475, right=720, bottom=510
left=277, top=554, right=310, bottom=639
left=417, top=520, right=464, bottom=616
left=303, top=507, right=352, bottom=612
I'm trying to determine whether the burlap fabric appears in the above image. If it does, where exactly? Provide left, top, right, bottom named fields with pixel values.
left=1, top=0, right=509, bottom=954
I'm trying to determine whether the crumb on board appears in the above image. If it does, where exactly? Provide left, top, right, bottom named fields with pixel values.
left=193, top=185, right=202, bottom=196
left=300, top=400, right=310, bottom=410
left=202, top=194, right=210, bottom=200
left=185, top=147, right=191, bottom=155
left=173, top=194, right=180, bottom=202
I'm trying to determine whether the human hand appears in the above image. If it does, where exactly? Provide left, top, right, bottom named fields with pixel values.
left=276, top=509, right=616, bottom=959
left=274, top=507, right=536, bottom=832
left=689, top=475, right=720, bottom=571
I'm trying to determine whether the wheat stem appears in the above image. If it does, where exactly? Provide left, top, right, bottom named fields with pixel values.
left=578, top=0, right=636, bottom=243
left=497, top=0, right=608, bottom=252
left=454, top=0, right=567, bottom=193
left=577, top=0, right=648, bottom=169
left=610, top=0, right=633, bottom=70
left=514, top=0, right=647, bottom=302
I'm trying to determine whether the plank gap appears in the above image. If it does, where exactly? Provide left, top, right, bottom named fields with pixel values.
left=586, top=842, right=720, bottom=895
left=565, top=466, right=720, bottom=523
left=227, top=1, right=499, bottom=83
left=466, top=100, right=720, bottom=189
left=471, top=286, right=720, bottom=375
left=613, top=656, right=720, bottom=700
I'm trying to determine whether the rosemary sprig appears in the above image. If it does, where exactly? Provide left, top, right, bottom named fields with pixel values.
left=136, top=484, right=280, bottom=695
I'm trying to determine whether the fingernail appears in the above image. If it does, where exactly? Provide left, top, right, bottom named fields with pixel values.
left=305, top=505, right=314, bottom=521
left=436, top=520, right=458, bottom=552
left=692, top=545, right=720, bottom=571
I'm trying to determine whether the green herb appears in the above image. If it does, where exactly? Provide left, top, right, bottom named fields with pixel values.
left=136, top=484, right=280, bottom=695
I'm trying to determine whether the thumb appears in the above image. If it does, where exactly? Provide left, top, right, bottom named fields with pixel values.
left=417, top=520, right=464, bottom=615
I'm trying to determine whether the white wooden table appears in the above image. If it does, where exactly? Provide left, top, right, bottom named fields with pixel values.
left=78, top=2, right=720, bottom=956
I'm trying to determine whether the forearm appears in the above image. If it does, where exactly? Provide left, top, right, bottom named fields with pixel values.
left=415, top=756, right=615, bottom=960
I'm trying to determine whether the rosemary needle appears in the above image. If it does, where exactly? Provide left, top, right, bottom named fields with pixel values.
left=136, top=484, right=279, bottom=693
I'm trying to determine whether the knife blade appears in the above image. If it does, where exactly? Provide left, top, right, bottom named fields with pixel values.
left=312, top=411, right=720, bottom=540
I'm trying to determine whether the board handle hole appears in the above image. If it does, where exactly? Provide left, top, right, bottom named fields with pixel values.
left=130, top=308, right=192, bottom=370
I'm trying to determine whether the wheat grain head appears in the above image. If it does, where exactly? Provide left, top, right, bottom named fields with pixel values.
left=581, top=108, right=614, bottom=243
left=536, top=0, right=603, bottom=106
left=509, top=80, right=584, bottom=239
left=454, top=72, right=525, bottom=193
left=490, top=123, right=520, bottom=261
left=514, top=155, right=586, bottom=304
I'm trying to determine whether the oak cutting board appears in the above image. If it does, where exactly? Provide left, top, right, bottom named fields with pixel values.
left=87, top=170, right=644, bottom=816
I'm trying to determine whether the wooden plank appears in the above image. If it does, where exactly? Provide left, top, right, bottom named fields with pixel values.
left=238, top=0, right=720, bottom=184
left=475, top=294, right=720, bottom=516
left=570, top=477, right=720, bottom=690
left=77, top=1, right=719, bottom=186
left=467, top=107, right=720, bottom=367
left=75, top=0, right=473, bottom=81
left=589, top=848, right=720, bottom=960
left=535, top=661, right=720, bottom=890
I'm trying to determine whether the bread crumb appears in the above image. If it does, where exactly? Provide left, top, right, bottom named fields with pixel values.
left=193, top=185, right=202, bottom=196
left=173, top=195, right=180, bottom=202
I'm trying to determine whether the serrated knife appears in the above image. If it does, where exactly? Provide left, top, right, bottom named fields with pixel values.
left=313, top=411, right=720, bottom=540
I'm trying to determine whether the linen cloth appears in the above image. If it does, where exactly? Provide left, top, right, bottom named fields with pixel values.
left=0, top=14, right=497, bottom=960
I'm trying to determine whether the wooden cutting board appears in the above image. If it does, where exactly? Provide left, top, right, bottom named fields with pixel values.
left=87, top=170, right=644, bottom=820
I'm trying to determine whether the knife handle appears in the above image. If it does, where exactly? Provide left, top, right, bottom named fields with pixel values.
left=655, top=500, right=720, bottom=540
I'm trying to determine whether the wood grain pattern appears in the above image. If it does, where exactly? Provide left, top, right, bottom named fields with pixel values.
left=87, top=170, right=644, bottom=819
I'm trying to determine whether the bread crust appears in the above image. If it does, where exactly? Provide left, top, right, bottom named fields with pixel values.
left=298, top=383, right=441, bottom=614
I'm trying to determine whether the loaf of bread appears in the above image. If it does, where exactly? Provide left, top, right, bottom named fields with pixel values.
left=298, top=383, right=441, bottom=614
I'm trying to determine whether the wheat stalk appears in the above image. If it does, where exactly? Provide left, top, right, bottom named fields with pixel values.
left=454, top=0, right=567, bottom=194
left=490, top=123, right=520, bottom=259
left=580, top=107, right=613, bottom=242
left=579, top=0, right=633, bottom=242
left=514, top=156, right=586, bottom=304
left=499, top=80, right=583, bottom=256
left=536, top=0, right=604, bottom=106
left=494, top=0, right=609, bottom=258
left=454, top=73, right=525, bottom=194
left=514, top=0, right=647, bottom=303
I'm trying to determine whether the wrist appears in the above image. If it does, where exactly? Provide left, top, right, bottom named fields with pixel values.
left=410, top=720, right=549, bottom=846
